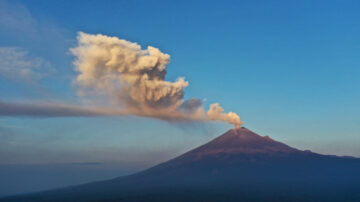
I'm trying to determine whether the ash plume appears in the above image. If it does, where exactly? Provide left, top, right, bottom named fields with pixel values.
left=207, top=103, right=242, bottom=128
left=0, top=32, right=243, bottom=127
left=70, top=32, right=242, bottom=127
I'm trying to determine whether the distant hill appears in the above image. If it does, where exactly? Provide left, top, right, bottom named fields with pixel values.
left=3, top=127, right=360, bottom=201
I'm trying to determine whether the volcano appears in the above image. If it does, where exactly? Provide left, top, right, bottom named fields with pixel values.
left=3, top=127, right=360, bottom=201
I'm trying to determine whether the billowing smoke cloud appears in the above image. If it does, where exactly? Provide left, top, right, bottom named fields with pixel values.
left=70, top=32, right=242, bottom=128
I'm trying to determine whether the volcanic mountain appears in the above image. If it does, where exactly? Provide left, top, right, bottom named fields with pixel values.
left=3, top=127, right=360, bottom=201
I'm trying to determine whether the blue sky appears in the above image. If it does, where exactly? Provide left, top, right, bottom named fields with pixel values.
left=0, top=1, right=360, bottom=194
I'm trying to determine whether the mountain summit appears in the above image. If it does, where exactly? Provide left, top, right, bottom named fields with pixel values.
left=3, top=128, right=360, bottom=201
left=185, top=127, right=298, bottom=156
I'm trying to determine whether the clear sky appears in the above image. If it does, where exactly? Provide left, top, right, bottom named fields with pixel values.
left=0, top=1, right=360, bottom=193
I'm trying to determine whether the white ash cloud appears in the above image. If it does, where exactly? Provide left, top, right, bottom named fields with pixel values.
left=70, top=32, right=242, bottom=127
left=0, top=47, right=54, bottom=83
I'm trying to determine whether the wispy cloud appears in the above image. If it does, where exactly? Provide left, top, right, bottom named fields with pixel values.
left=0, top=0, right=67, bottom=44
left=0, top=0, right=37, bottom=33
left=0, top=47, right=55, bottom=83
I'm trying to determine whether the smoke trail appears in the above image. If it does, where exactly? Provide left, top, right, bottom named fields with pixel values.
left=0, top=101, right=125, bottom=117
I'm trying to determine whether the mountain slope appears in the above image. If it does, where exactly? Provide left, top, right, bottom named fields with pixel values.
left=3, top=127, right=360, bottom=201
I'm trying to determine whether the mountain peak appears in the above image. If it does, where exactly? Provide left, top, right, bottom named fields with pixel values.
left=181, top=127, right=298, bottom=159
left=212, top=127, right=277, bottom=147
left=223, top=127, right=262, bottom=138
left=221, top=127, right=275, bottom=143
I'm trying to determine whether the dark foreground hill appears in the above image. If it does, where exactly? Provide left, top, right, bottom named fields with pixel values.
left=2, top=127, right=360, bottom=201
